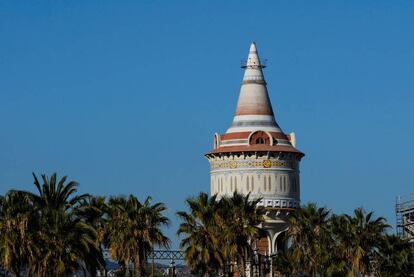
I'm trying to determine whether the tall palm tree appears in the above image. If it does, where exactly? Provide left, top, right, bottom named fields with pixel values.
left=332, top=208, right=388, bottom=276
left=219, top=192, right=265, bottom=277
left=377, top=234, right=414, bottom=277
left=287, top=203, right=331, bottom=277
left=327, top=214, right=354, bottom=277
left=107, top=195, right=170, bottom=277
left=177, top=193, right=223, bottom=276
left=0, top=191, right=37, bottom=277
left=76, top=195, right=109, bottom=276
left=272, top=247, right=300, bottom=277
left=177, top=192, right=265, bottom=277
left=27, top=172, right=89, bottom=211
left=5, top=173, right=105, bottom=276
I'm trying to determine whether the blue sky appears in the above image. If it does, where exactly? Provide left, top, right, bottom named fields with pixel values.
left=1, top=1, right=413, bottom=247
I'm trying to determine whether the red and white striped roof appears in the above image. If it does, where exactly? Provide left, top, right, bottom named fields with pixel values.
left=208, top=42, right=303, bottom=156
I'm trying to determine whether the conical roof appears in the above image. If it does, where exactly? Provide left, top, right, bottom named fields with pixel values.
left=207, top=42, right=303, bottom=156
left=226, top=42, right=281, bottom=134
left=234, top=42, right=274, bottom=116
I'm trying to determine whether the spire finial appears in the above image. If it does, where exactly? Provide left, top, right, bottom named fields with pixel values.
left=250, top=41, right=257, bottom=52
left=242, top=41, right=265, bottom=69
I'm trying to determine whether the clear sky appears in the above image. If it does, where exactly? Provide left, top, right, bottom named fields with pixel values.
left=1, top=1, right=413, bottom=248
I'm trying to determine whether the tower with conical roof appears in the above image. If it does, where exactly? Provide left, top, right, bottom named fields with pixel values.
left=205, top=42, right=304, bottom=258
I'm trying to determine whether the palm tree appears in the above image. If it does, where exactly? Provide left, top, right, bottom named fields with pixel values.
left=177, top=192, right=265, bottom=277
left=0, top=191, right=36, bottom=277
left=377, top=234, right=414, bottom=277
left=76, top=195, right=109, bottom=276
left=14, top=173, right=104, bottom=276
left=331, top=208, right=388, bottom=276
left=27, top=172, right=89, bottom=211
left=286, top=203, right=331, bottom=277
left=219, top=192, right=265, bottom=277
left=107, top=195, right=170, bottom=277
left=327, top=214, right=354, bottom=277
left=272, top=247, right=300, bottom=277
left=177, top=192, right=223, bottom=276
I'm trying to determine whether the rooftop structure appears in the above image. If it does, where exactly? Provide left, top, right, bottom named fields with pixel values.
left=396, top=194, right=414, bottom=244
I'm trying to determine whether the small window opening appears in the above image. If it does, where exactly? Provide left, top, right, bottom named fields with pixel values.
left=256, top=137, right=265, bottom=144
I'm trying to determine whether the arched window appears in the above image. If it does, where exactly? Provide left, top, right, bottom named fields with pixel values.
left=214, top=133, right=220, bottom=149
left=251, top=176, right=254, bottom=191
left=249, top=131, right=271, bottom=145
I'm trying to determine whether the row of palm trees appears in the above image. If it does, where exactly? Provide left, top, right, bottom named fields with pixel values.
left=177, top=195, right=414, bottom=277
left=274, top=203, right=414, bottom=277
left=0, top=173, right=169, bottom=277
left=1, top=173, right=413, bottom=277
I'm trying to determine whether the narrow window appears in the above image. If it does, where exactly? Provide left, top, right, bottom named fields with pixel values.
left=219, top=178, right=221, bottom=192
left=292, top=178, right=295, bottom=193
left=268, top=176, right=271, bottom=190
left=279, top=176, right=282, bottom=192
left=256, top=137, right=264, bottom=144
left=294, top=178, right=297, bottom=193
left=234, top=176, right=237, bottom=190
left=247, top=176, right=250, bottom=191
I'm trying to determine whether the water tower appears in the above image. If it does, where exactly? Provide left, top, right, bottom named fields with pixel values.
left=205, top=42, right=305, bottom=258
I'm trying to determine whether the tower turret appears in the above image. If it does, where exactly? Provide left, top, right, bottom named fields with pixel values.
left=205, top=42, right=304, bottom=257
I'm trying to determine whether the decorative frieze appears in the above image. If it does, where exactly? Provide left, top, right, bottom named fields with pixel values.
left=209, top=159, right=295, bottom=171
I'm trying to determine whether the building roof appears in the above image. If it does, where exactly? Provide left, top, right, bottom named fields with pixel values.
left=234, top=42, right=274, bottom=117
left=208, top=42, right=304, bottom=156
left=226, top=42, right=283, bottom=135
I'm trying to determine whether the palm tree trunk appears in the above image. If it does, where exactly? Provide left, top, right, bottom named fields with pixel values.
left=135, top=255, right=140, bottom=277
left=81, top=264, right=87, bottom=277
left=239, top=258, right=245, bottom=277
